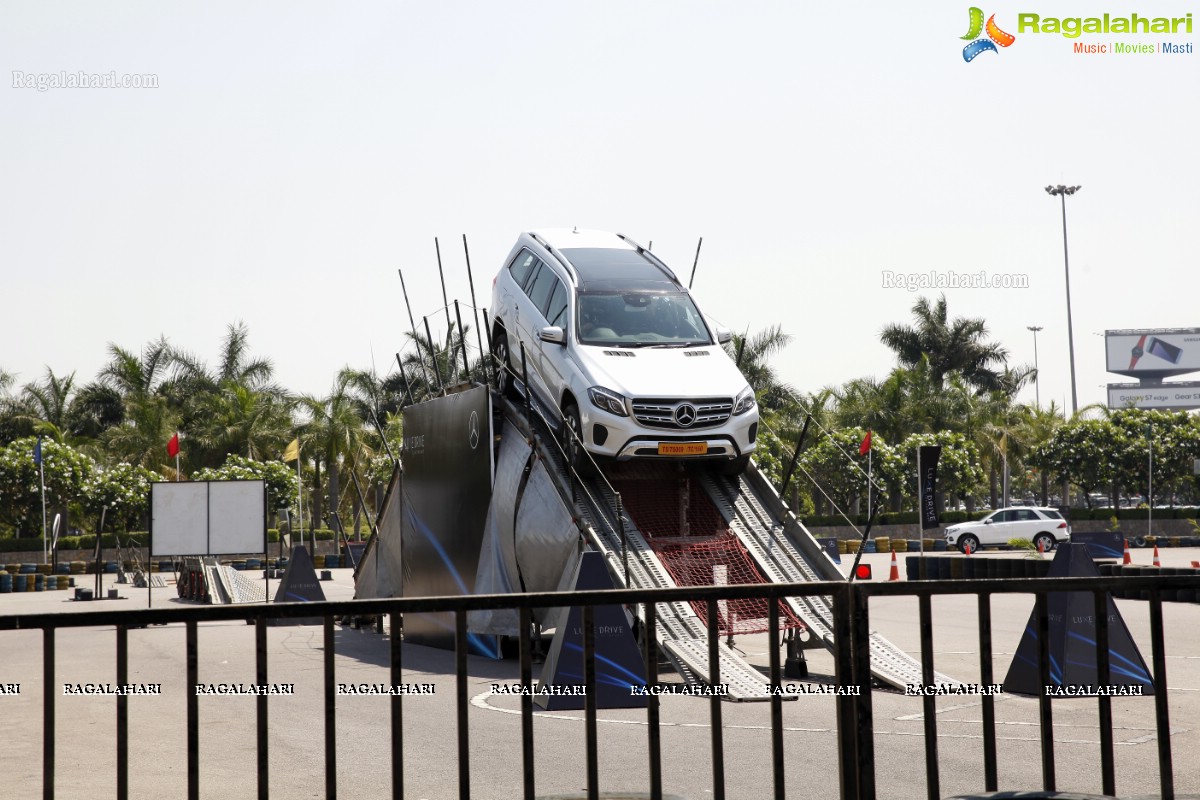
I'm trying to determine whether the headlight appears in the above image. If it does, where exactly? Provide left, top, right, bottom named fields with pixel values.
left=588, top=386, right=628, bottom=417
left=732, top=386, right=756, bottom=416
left=945, top=526, right=959, bottom=536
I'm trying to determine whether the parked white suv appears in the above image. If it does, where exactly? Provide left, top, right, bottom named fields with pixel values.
left=489, top=229, right=758, bottom=476
left=944, top=507, right=1071, bottom=554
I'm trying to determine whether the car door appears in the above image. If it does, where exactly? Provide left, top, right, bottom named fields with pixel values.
left=515, top=260, right=559, bottom=409
left=980, top=510, right=1013, bottom=546
left=1011, top=509, right=1042, bottom=540
left=537, top=278, right=571, bottom=405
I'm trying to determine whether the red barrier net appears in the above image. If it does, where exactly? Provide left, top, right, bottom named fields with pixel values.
left=612, top=468, right=804, bottom=636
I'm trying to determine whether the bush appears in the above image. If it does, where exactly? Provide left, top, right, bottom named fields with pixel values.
left=879, top=511, right=918, bottom=525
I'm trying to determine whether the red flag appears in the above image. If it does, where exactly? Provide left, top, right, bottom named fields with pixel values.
left=167, top=432, right=180, bottom=458
left=859, top=430, right=872, bottom=455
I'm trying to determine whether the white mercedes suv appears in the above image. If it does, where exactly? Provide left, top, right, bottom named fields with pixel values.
left=489, top=229, right=758, bottom=476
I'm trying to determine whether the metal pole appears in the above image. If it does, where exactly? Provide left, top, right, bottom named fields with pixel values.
left=1060, top=192, right=1078, bottom=415
left=394, top=353, right=416, bottom=408
left=424, top=316, right=446, bottom=396
left=1147, top=423, right=1153, bottom=541
left=688, top=236, right=703, bottom=290
left=463, top=235, right=487, bottom=381
left=454, top=300, right=470, bottom=380
left=1027, top=325, right=1042, bottom=406
left=398, top=269, right=436, bottom=395
left=435, top=237, right=452, bottom=336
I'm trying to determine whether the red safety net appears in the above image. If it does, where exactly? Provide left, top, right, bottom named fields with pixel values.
left=611, top=467, right=804, bottom=637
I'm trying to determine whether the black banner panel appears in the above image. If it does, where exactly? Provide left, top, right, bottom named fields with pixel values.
left=401, top=386, right=496, bottom=654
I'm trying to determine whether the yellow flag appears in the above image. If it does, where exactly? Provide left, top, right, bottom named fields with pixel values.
left=283, top=438, right=300, bottom=463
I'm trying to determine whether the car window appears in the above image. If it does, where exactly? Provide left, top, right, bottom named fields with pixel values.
left=510, top=251, right=536, bottom=289
left=990, top=511, right=1011, bottom=523
left=1014, top=510, right=1037, bottom=521
left=526, top=265, right=557, bottom=317
left=1041, top=509, right=1064, bottom=520
left=545, top=280, right=568, bottom=327
left=577, top=291, right=712, bottom=346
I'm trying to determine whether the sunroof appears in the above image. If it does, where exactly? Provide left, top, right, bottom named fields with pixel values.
left=559, top=247, right=678, bottom=290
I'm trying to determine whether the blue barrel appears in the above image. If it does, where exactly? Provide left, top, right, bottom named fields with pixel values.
left=20, top=563, right=37, bottom=574
left=159, top=560, right=173, bottom=572
left=104, top=561, right=118, bottom=573
left=34, top=573, right=45, bottom=591
left=0, top=571, right=11, bottom=593
left=56, top=563, right=71, bottom=574
left=246, top=559, right=261, bottom=570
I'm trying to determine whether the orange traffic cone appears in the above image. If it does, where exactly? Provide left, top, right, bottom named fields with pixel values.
left=1123, top=539, right=1132, bottom=565
left=888, top=550, right=900, bottom=582
left=1037, top=538, right=1045, bottom=556
left=1153, top=545, right=1161, bottom=568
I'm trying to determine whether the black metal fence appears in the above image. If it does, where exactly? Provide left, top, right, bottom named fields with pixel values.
left=2, top=573, right=1196, bottom=800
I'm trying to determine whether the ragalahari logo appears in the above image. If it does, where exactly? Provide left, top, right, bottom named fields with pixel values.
left=962, top=7, right=1016, bottom=61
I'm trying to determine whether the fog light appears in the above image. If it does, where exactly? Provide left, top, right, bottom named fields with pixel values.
left=748, top=423, right=758, bottom=443
left=593, top=424, right=608, bottom=446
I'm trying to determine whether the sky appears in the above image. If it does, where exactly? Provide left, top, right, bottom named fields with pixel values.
left=3, top=1, right=1198, bottom=417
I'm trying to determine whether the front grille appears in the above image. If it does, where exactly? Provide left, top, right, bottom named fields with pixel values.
left=631, top=397, right=733, bottom=430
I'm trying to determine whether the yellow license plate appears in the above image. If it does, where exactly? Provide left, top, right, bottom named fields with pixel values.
left=658, top=442, right=708, bottom=456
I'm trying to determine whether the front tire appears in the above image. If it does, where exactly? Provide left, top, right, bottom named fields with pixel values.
left=720, top=455, right=750, bottom=478
left=562, top=402, right=596, bottom=478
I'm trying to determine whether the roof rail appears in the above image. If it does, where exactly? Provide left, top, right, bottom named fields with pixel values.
left=528, top=232, right=579, bottom=284
left=614, top=232, right=680, bottom=285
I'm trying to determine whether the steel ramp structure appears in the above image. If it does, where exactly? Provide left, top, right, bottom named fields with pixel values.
left=519, top=410, right=958, bottom=694
left=701, top=465, right=960, bottom=689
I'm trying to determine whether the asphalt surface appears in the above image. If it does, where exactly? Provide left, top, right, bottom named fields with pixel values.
left=1, top=548, right=1198, bottom=800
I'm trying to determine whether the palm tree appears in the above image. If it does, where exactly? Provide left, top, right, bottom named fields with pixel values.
left=171, top=323, right=293, bottom=469
left=14, top=368, right=76, bottom=442
left=1022, top=401, right=1065, bottom=505
left=300, top=368, right=373, bottom=529
left=880, top=294, right=1010, bottom=392
left=98, top=337, right=182, bottom=471
left=723, top=324, right=794, bottom=411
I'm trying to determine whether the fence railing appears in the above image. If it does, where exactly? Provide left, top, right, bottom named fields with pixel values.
left=1, top=574, right=1196, bottom=800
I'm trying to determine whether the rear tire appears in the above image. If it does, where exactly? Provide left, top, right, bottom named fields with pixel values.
left=957, top=533, right=980, bottom=555
left=1033, top=532, right=1055, bottom=553
left=492, top=328, right=519, bottom=400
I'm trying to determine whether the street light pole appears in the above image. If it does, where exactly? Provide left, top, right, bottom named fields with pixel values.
left=1026, top=325, right=1043, bottom=407
left=1045, top=184, right=1081, bottom=415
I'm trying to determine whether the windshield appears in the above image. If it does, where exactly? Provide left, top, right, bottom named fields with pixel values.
left=577, top=292, right=713, bottom=347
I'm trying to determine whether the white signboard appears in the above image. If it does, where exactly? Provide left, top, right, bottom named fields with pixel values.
left=1107, top=382, right=1200, bottom=411
left=1105, top=329, right=1200, bottom=376
left=151, top=480, right=266, bottom=556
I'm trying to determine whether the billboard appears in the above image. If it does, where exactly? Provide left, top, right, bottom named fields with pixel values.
left=151, top=480, right=266, bottom=556
left=1107, top=381, right=1200, bottom=411
left=1105, top=329, right=1200, bottom=378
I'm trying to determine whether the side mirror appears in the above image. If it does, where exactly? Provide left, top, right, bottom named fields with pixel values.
left=983, top=519, right=992, bottom=524
left=715, top=326, right=733, bottom=344
left=539, top=326, right=565, bottom=345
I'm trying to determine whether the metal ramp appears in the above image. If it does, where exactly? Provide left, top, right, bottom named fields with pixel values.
left=513, top=407, right=775, bottom=701
left=702, top=466, right=960, bottom=690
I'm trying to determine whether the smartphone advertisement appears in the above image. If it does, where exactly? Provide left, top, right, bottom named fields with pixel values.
left=1105, top=329, right=1200, bottom=375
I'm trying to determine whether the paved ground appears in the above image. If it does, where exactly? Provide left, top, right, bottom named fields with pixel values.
left=1, top=548, right=1198, bottom=799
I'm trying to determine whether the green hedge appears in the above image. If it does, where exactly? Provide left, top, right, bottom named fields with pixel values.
left=0, top=527, right=338, bottom=553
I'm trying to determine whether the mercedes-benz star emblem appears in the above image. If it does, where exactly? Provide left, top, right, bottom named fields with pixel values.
left=674, top=403, right=697, bottom=428
left=468, top=411, right=480, bottom=449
